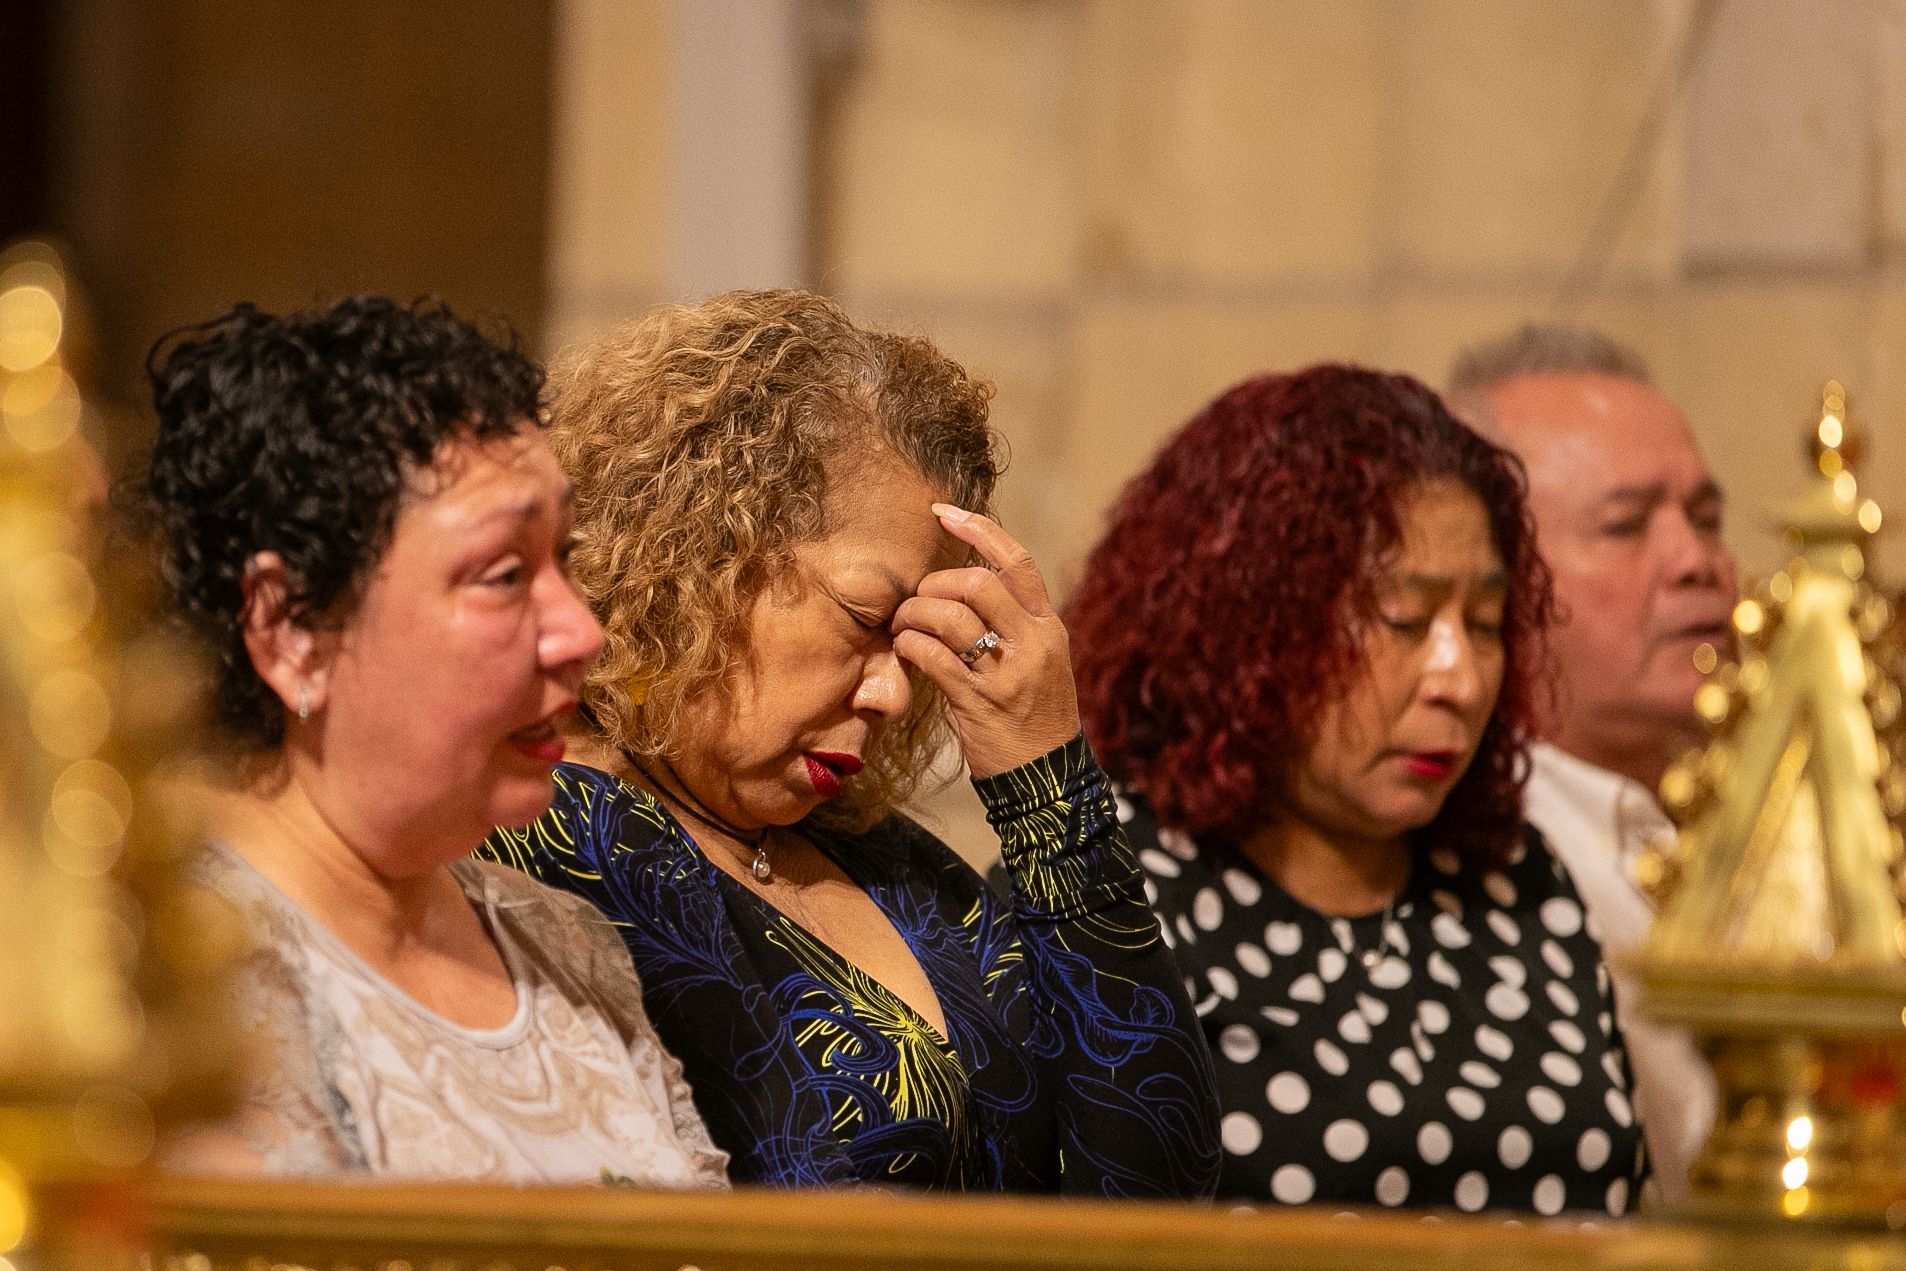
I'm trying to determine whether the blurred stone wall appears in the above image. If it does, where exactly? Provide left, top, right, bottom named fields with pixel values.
left=809, top=0, right=1906, bottom=584
left=547, top=0, right=1906, bottom=859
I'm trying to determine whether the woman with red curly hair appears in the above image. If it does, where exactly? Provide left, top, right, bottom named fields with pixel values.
left=1069, top=365, right=1648, bottom=1215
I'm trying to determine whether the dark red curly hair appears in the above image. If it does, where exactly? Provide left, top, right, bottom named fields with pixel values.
left=1068, top=364, right=1552, bottom=864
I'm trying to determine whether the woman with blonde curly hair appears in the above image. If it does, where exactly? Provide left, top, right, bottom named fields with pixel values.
left=482, top=290, right=1219, bottom=1194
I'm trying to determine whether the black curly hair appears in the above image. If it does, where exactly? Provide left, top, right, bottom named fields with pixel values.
left=141, top=294, right=545, bottom=752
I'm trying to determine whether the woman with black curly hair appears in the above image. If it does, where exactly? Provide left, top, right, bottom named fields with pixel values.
left=1068, top=366, right=1648, bottom=1215
left=147, top=295, right=726, bottom=1187
left=481, top=290, right=1220, bottom=1195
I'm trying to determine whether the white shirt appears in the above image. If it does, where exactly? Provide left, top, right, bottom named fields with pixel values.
left=189, top=848, right=729, bottom=1187
left=302, top=889, right=720, bottom=1186
left=1522, top=741, right=1716, bottom=1207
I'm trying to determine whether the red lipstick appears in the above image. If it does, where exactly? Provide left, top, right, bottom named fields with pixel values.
left=1399, top=752, right=1456, bottom=781
left=508, top=705, right=574, bottom=765
left=512, top=735, right=567, bottom=763
left=803, top=751, right=862, bottom=799
left=809, top=751, right=864, bottom=777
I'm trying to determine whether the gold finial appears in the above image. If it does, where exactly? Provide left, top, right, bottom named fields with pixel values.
left=1633, top=380, right=1906, bottom=1221
left=1811, top=381, right=1860, bottom=480
left=1777, top=384, right=1883, bottom=578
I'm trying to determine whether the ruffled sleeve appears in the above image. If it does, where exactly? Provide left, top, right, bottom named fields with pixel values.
left=975, top=735, right=1221, bottom=1197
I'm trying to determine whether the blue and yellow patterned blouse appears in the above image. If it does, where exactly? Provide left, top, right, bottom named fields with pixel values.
left=480, top=735, right=1221, bottom=1195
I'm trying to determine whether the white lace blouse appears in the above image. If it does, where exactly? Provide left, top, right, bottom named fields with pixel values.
left=170, top=845, right=729, bottom=1188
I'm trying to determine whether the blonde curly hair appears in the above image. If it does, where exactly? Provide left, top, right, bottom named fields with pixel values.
left=551, top=289, right=1001, bottom=829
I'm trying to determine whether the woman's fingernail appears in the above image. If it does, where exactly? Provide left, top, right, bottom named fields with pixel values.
left=932, top=502, right=969, bottom=522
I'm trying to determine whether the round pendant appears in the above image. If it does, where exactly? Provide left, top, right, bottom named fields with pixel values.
left=750, top=849, right=773, bottom=883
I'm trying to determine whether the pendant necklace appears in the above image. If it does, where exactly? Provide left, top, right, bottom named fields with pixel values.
left=622, top=749, right=775, bottom=882
left=1356, top=898, right=1398, bottom=970
left=1337, top=894, right=1400, bottom=971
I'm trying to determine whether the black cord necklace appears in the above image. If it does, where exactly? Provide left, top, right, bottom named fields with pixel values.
left=620, top=748, right=776, bottom=883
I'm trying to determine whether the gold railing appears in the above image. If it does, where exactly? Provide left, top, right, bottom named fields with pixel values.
left=144, top=1175, right=1905, bottom=1271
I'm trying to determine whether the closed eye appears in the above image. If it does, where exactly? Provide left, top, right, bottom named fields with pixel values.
left=841, top=601, right=891, bottom=635
left=481, top=560, right=526, bottom=589
left=1601, top=515, right=1649, bottom=538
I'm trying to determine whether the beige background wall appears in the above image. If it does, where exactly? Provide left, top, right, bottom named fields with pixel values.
left=547, top=0, right=1906, bottom=857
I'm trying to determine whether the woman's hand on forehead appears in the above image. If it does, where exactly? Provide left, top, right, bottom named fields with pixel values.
left=889, top=505, right=1080, bottom=779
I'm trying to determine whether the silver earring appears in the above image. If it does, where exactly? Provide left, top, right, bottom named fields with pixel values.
left=296, top=687, right=311, bottom=722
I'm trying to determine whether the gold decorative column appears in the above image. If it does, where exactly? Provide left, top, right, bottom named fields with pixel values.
left=1641, top=382, right=1906, bottom=1223
left=0, top=241, right=234, bottom=1270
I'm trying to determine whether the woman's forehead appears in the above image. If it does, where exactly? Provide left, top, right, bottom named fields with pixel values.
left=1397, top=483, right=1498, bottom=554
left=401, top=429, right=566, bottom=528
left=1358, top=486, right=1505, bottom=598
left=809, top=459, right=952, bottom=581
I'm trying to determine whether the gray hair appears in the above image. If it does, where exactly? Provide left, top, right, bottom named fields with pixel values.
left=1447, top=323, right=1653, bottom=396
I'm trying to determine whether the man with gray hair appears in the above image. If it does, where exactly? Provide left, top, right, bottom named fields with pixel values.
left=1448, top=323, right=1738, bottom=1205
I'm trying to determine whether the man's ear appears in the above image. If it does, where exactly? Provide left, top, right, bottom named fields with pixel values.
left=240, top=551, right=330, bottom=723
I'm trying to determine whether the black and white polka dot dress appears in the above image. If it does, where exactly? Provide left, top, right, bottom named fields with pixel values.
left=1128, top=795, right=1648, bottom=1215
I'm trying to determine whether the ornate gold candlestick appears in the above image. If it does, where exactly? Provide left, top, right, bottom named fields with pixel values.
left=1641, top=382, right=1906, bottom=1222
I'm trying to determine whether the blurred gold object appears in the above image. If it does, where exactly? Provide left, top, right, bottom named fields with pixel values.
left=1640, top=383, right=1906, bottom=1223
left=0, top=241, right=234, bottom=1270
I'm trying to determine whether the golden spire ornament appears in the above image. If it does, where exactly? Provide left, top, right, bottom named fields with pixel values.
left=1639, top=382, right=1906, bottom=1223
